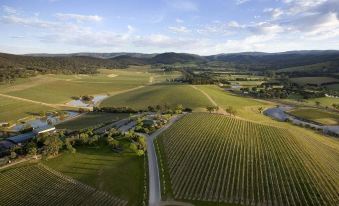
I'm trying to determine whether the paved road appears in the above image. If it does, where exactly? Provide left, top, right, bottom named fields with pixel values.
left=147, top=114, right=185, bottom=206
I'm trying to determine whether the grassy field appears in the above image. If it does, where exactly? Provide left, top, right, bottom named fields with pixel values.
left=0, top=69, right=151, bottom=104
left=290, top=77, right=339, bottom=86
left=100, top=84, right=212, bottom=111
left=0, top=163, right=127, bottom=206
left=56, top=112, right=129, bottom=130
left=44, top=146, right=145, bottom=206
left=156, top=113, right=339, bottom=206
left=196, top=85, right=273, bottom=122
left=288, top=108, right=339, bottom=125
left=282, top=96, right=339, bottom=108
left=0, top=96, right=53, bottom=122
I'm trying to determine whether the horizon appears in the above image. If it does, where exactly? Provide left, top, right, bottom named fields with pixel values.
left=0, top=0, right=338, bottom=55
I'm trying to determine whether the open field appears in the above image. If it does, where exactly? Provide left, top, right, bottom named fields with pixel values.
left=0, top=163, right=127, bottom=206
left=156, top=113, right=339, bottom=206
left=290, top=77, right=339, bottom=86
left=0, top=69, right=151, bottom=104
left=100, top=84, right=212, bottom=111
left=288, top=108, right=339, bottom=125
left=282, top=96, right=339, bottom=108
left=196, top=85, right=273, bottom=121
left=44, top=146, right=145, bottom=206
left=0, top=95, right=53, bottom=122
left=56, top=112, right=129, bottom=130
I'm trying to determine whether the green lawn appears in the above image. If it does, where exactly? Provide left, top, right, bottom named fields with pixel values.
left=56, top=112, right=129, bottom=130
left=0, top=96, right=53, bottom=122
left=100, top=84, right=212, bottom=111
left=44, top=146, right=145, bottom=206
left=288, top=108, right=339, bottom=125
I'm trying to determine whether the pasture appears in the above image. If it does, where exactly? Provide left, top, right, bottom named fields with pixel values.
left=0, top=96, right=53, bottom=122
left=326, top=83, right=339, bottom=92
left=288, top=108, right=339, bottom=125
left=196, top=85, right=273, bottom=121
left=56, top=112, right=129, bottom=130
left=0, top=69, right=151, bottom=104
left=0, top=163, right=127, bottom=206
left=290, top=77, right=339, bottom=86
left=100, top=84, right=212, bottom=111
left=156, top=113, right=339, bottom=206
left=44, top=146, right=145, bottom=206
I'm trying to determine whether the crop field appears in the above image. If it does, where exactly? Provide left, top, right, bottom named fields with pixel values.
left=288, top=108, right=339, bottom=125
left=0, top=69, right=151, bottom=104
left=44, top=146, right=145, bottom=206
left=56, top=112, right=129, bottom=130
left=156, top=113, right=339, bottom=206
left=100, top=84, right=211, bottom=111
left=0, top=164, right=127, bottom=206
left=0, top=96, right=53, bottom=122
left=290, top=77, right=339, bottom=86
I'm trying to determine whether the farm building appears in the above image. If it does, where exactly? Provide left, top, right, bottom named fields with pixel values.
left=0, top=125, right=56, bottom=157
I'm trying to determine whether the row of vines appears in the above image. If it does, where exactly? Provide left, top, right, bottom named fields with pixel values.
left=157, top=113, right=339, bottom=206
left=0, top=164, right=127, bottom=206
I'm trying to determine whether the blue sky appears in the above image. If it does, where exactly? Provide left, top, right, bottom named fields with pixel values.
left=0, top=0, right=338, bottom=55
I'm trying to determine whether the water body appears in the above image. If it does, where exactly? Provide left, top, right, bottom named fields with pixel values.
left=67, top=95, right=108, bottom=107
left=264, top=106, right=339, bottom=136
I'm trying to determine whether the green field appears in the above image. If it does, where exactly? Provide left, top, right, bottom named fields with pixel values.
left=44, top=146, right=145, bottom=206
left=282, top=96, right=339, bottom=108
left=196, top=85, right=272, bottom=121
left=100, top=84, right=212, bottom=111
left=288, top=108, right=339, bottom=125
left=290, top=77, right=339, bottom=86
left=0, top=69, right=151, bottom=104
left=56, top=112, right=129, bottom=130
left=0, top=96, right=53, bottom=122
left=0, top=163, right=127, bottom=206
left=156, top=113, right=339, bottom=206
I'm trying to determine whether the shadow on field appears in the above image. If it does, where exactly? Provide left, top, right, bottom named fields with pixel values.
left=71, top=166, right=99, bottom=171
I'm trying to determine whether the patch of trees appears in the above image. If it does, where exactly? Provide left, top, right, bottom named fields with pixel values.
left=0, top=53, right=127, bottom=83
left=95, top=104, right=189, bottom=114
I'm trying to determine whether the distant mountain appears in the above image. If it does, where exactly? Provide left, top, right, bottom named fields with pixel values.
left=151, top=52, right=207, bottom=64
left=110, top=55, right=150, bottom=65
left=26, top=52, right=157, bottom=59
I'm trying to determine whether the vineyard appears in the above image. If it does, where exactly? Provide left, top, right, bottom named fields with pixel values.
left=0, top=164, right=127, bottom=206
left=156, top=113, right=339, bottom=206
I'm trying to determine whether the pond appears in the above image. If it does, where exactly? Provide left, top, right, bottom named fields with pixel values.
left=66, top=95, right=108, bottom=107
left=264, top=106, right=339, bottom=136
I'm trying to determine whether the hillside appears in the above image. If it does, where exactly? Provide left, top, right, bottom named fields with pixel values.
left=156, top=113, right=339, bottom=205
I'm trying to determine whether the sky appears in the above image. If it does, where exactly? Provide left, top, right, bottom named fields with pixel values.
left=0, top=0, right=338, bottom=55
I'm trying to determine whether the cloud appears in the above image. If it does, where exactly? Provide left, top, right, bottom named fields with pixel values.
left=168, top=26, right=191, bottom=33
left=56, top=13, right=102, bottom=22
left=236, top=0, right=250, bottom=5
left=2, top=5, right=17, bottom=14
left=264, top=8, right=284, bottom=19
left=176, top=18, right=184, bottom=23
left=166, top=0, right=198, bottom=12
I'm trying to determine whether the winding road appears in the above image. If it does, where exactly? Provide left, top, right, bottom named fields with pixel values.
left=147, top=114, right=185, bottom=206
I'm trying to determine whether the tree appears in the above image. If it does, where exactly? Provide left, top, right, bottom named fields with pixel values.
left=315, top=101, right=321, bottom=107
left=65, top=138, right=76, bottom=154
left=226, top=106, right=237, bottom=116
left=43, top=135, right=63, bottom=157
left=79, top=133, right=89, bottom=144
left=175, top=104, right=184, bottom=114
left=206, top=106, right=214, bottom=113
left=155, top=105, right=162, bottom=112
left=26, top=142, right=37, bottom=156
left=258, top=107, right=263, bottom=113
